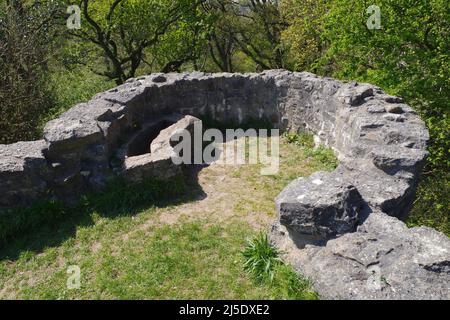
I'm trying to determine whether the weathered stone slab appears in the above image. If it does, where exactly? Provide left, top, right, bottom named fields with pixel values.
left=270, top=212, right=450, bottom=300
left=370, top=145, right=428, bottom=174
left=0, top=140, right=50, bottom=207
left=337, top=83, right=376, bottom=106
left=276, top=171, right=365, bottom=244
left=120, top=115, right=201, bottom=183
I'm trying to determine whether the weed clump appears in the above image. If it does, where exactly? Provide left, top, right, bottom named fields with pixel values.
left=242, top=232, right=318, bottom=300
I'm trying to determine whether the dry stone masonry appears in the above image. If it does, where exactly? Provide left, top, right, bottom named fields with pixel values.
left=0, top=70, right=448, bottom=299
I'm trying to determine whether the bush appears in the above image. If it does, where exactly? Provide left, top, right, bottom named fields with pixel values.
left=284, top=132, right=315, bottom=148
left=407, top=172, right=450, bottom=237
left=39, top=65, right=116, bottom=134
left=0, top=1, right=62, bottom=144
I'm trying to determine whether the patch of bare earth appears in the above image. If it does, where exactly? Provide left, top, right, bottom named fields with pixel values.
left=127, top=137, right=317, bottom=237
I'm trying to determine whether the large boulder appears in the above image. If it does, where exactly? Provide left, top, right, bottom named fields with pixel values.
left=270, top=212, right=450, bottom=300
left=276, top=171, right=365, bottom=246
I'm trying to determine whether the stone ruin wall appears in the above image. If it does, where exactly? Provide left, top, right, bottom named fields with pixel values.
left=1, top=70, right=448, bottom=299
left=0, top=70, right=428, bottom=212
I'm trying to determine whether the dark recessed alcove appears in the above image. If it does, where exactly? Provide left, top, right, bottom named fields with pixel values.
left=126, top=120, right=174, bottom=157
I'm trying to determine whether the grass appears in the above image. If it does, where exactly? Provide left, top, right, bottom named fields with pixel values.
left=0, top=177, right=187, bottom=244
left=3, top=131, right=444, bottom=300
left=284, top=132, right=338, bottom=171
left=0, top=220, right=318, bottom=300
left=242, top=232, right=318, bottom=300
left=242, top=232, right=282, bottom=284
left=0, top=136, right=337, bottom=300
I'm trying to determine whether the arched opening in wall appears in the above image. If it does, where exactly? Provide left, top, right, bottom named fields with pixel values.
left=126, top=120, right=174, bottom=157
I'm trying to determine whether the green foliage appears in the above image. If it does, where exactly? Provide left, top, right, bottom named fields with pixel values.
left=280, top=0, right=328, bottom=71
left=284, top=132, right=315, bottom=148
left=242, top=232, right=281, bottom=283
left=0, top=0, right=447, bottom=258
left=0, top=200, right=67, bottom=245
left=424, top=114, right=450, bottom=172
left=271, top=263, right=319, bottom=300
left=407, top=172, right=450, bottom=237
left=242, top=232, right=318, bottom=299
left=284, top=132, right=338, bottom=170
left=70, top=0, right=210, bottom=83
left=39, top=65, right=116, bottom=133
left=152, top=5, right=213, bottom=72
left=314, top=0, right=449, bottom=174
left=233, top=0, right=286, bottom=69
left=304, top=146, right=339, bottom=171
left=0, top=0, right=62, bottom=143
left=203, top=0, right=288, bottom=72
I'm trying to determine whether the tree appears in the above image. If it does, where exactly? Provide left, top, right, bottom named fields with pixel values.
left=233, top=0, right=287, bottom=70
left=202, top=0, right=237, bottom=72
left=150, top=2, right=213, bottom=73
left=70, top=0, right=208, bottom=84
left=202, top=0, right=287, bottom=72
left=0, top=0, right=63, bottom=143
left=280, top=0, right=328, bottom=71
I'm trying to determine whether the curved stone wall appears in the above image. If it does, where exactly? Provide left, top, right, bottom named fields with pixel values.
left=0, top=70, right=429, bottom=212
left=1, top=70, right=448, bottom=299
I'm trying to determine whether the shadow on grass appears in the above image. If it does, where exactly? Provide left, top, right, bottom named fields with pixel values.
left=0, top=165, right=207, bottom=261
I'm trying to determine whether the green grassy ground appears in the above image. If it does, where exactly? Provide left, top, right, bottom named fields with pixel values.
left=0, top=137, right=334, bottom=300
